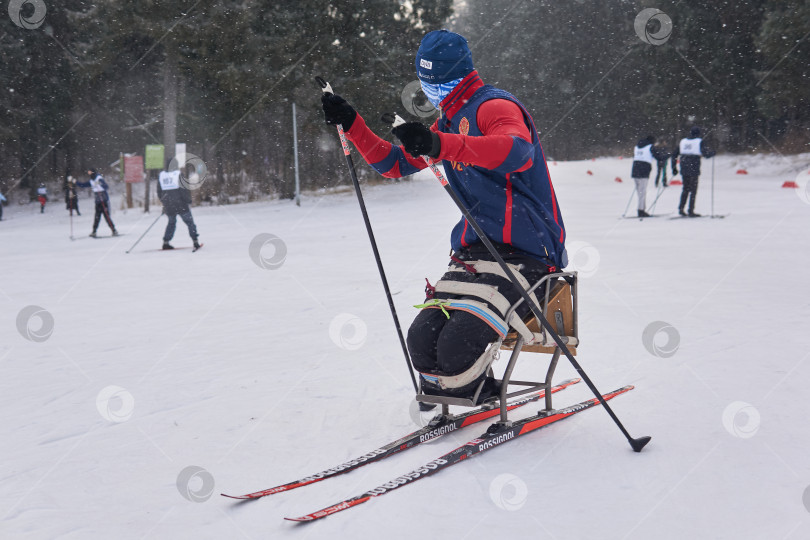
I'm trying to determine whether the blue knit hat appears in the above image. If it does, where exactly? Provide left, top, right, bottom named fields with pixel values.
left=415, top=30, right=474, bottom=84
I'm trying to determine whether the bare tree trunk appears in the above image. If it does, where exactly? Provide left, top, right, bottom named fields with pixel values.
left=216, top=145, right=224, bottom=203
left=149, top=45, right=178, bottom=213
left=163, top=45, right=178, bottom=168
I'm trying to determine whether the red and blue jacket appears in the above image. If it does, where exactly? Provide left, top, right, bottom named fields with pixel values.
left=346, top=71, right=566, bottom=269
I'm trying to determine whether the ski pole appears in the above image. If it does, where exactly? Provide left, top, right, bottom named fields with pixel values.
left=125, top=211, right=164, bottom=253
left=621, top=187, right=636, bottom=218
left=648, top=183, right=665, bottom=214
left=711, top=155, right=715, bottom=218
left=383, top=111, right=651, bottom=452
left=316, top=76, right=419, bottom=395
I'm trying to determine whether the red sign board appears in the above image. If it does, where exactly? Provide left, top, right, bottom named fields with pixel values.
left=124, top=155, right=144, bottom=183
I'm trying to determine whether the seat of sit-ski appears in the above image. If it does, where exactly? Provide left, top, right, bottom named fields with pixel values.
left=501, top=278, right=577, bottom=355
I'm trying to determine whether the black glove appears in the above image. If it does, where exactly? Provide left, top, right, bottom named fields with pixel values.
left=672, top=166, right=678, bottom=176
left=391, top=122, right=441, bottom=158
left=321, top=93, right=357, bottom=130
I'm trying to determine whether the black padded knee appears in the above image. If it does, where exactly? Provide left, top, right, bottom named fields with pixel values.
left=435, top=311, right=498, bottom=375
left=407, top=309, right=447, bottom=373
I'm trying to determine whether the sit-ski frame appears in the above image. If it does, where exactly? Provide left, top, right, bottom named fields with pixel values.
left=416, top=271, right=579, bottom=428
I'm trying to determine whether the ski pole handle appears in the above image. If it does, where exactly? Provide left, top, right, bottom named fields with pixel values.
left=380, top=112, right=406, bottom=128
left=315, top=75, right=333, bottom=95
left=316, top=76, right=351, bottom=156
left=382, top=112, right=449, bottom=187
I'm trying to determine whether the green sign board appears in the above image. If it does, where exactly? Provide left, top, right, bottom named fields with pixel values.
left=145, top=145, right=165, bottom=170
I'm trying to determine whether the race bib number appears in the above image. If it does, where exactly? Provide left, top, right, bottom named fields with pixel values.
left=159, top=170, right=181, bottom=190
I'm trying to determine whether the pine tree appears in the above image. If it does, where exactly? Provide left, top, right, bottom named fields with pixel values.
left=756, top=0, right=810, bottom=148
left=0, top=1, right=82, bottom=189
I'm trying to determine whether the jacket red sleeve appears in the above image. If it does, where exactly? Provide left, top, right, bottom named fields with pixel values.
left=344, top=114, right=428, bottom=178
left=434, top=99, right=534, bottom=174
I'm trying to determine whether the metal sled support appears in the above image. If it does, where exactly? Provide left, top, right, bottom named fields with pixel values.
left=416, top=272, right=579, bottom=424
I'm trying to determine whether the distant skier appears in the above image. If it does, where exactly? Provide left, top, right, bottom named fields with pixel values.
left=157, top=161, right=200, bottom=250
left=653, top=142, right=671, bottom=188
left=77, top=168, right=118, bottom=237
left=0, top=191, right=6, bottom=221
left=671, top=126, right=716, bottom=217
left=321, top=30, right=566, bottom=404
left=64, top=174, right=80, bottom=216
left=631, top=136, right=669, bottom=217
left=37, top=184, right=47, bottom=213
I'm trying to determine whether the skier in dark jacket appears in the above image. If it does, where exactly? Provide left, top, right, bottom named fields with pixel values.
left=157, top=162, right=200, bottom=250
left=654, top=142, right=671, bottom=188
left=77, top=169, right=118, bottom=237
left=631, top=135, right=670, bottom=217
left=671, top=126, right=716, bottom=217
left=64, top=174, right=80, bottom=216
left=322, top=30, right=567, bottom=404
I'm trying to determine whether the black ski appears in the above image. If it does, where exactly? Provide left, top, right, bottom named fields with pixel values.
left=286, top=385, right=633, bottom=522
left=620, top=213, right=669, bottom=220
left=221, top=378, right=581, bottom=500
left=668, top=214, right=728, bottom=220
left=146, top=245, right=198, bottom=252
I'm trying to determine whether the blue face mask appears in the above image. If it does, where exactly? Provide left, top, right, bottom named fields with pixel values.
left=420, top=77, right=464, bottom=109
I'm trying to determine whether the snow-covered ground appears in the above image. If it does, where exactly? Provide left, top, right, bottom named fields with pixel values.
left=2, top=153, right=810, bottom=539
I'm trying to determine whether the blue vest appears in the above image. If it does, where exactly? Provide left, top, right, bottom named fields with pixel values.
left=438, top=85, right=567, bottom=269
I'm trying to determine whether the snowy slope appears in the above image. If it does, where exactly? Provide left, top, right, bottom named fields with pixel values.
left=2, top=154, right=810, bottom=539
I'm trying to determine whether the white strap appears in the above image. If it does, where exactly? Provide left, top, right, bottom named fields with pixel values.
left=524, top=331, right=578, bottom=347
left=437, top=281, right=539, bottom=344
left=448, top=260, right=543, bottom=316
left=434, top=280, right=512, bottom=317
left=422, top=339, right=503, bottom=389
left=423, top=298, right=536, bottom=343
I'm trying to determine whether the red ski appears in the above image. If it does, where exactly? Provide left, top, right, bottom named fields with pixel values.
left=286, top=385, right=634, bottom=522
left=221, top=378, right=580, bottom=500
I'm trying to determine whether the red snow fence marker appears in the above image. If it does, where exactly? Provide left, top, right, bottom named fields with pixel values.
left=782, top=180, right=799, bottom=188
left=736, top=169, right=748, bottom=174
left=587, top=170, right=593, bottom=176
left=614, top=177, right=623, bottom=183
left=670, top=179, right=683, bottom=185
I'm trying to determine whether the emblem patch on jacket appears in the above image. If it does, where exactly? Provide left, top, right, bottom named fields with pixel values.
left=459, top=117, right=470, bottom=136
